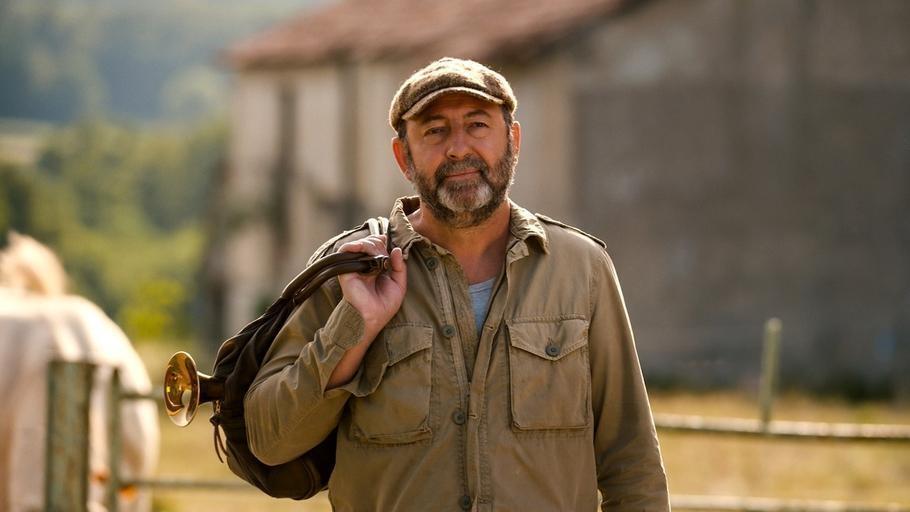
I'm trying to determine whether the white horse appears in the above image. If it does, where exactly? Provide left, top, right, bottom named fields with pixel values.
left=0, top=232, right=159, bottom=512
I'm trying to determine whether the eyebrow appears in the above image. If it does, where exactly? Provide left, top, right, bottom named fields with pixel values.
left=418, top=114, right=446, bottom=125
left=418, top=109, right=493, bottom=126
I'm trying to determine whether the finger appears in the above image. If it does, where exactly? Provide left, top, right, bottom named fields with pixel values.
left=389, top=247, right=404, bottom=272
left=359, top=239, right=386, bottom=256
left=339, top=236, right=385, bottom=256
left=370, top=236, right=389, bottom=253
left=338, top=240, right=364, bottom=254
left=387, top=247, right=407, bottom=287
left=365, top=235, right=388, bottom=254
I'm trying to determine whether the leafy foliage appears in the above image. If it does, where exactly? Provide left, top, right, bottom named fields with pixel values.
left=0, top=0, right=327, bottom=339
left=0, top=0, right=324, bottom=122
left=0, top=119, right=226, bottom=340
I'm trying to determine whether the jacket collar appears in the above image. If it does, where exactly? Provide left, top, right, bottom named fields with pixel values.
left=507, top=199, right=549, bottom=254
left=388, top=196, right=549, bottom=257
left=388, top=196, right=424, bottom=257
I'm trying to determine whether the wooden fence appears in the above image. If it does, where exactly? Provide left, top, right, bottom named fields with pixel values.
left=654, top=319, right=910, bottom=511
left=44, top=318, right=910, bottom=511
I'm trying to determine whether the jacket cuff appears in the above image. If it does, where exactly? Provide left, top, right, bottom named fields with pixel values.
left=326, top=364, right=370, bottom=398
left=314, top=299, right=366, bottom=396
left=322, top=299, right=365, bottom=351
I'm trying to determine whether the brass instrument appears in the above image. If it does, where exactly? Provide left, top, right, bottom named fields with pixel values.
left=164, top=351, right=222, bottom=427
left=164, top=251, right=389, bottom=427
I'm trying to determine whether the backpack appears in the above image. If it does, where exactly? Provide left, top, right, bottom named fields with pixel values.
left=208, top=217, right=389, bottom=499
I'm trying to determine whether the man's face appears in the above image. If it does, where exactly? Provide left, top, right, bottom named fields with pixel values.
left=394, top=93, right=520, bottom=228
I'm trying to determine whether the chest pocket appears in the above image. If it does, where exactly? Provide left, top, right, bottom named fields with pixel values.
left=349, top=324, right=434, bottom=444
left=506, top=317, right=591, bottom=431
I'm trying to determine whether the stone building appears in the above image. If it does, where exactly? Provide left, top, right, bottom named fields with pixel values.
left=211, top=0, right=910, bottom=394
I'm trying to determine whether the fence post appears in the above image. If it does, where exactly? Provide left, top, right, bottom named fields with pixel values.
left=759, top=318, right=782, bottom=431
left=106, top=368, right=122, bottom=512
left=45, top=360, right=95, bottom=512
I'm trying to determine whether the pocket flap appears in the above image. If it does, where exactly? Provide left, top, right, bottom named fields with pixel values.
left=383, top=324, right=433, bottom=366
left=507, top=318, right=588, bottom=361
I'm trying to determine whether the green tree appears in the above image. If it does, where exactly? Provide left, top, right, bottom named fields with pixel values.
left=0, top=0, right=324, bottom=122
left=5, top=118, right=226, bottom=341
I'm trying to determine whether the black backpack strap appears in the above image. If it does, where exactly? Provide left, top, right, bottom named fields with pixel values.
left=308, top=216, right=390, bottom=265
left=208, top=217, right=392, bottom=500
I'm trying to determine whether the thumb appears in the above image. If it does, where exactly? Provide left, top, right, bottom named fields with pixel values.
left=388, top=247, right=406, bottom=288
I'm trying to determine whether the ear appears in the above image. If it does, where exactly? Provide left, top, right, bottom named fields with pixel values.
left=510, top=121, right=522, bottom=154
left=392, top=136, right=412, bottom=181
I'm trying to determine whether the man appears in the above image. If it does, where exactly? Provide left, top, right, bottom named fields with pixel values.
left=245, top=57, right=670, bottom=511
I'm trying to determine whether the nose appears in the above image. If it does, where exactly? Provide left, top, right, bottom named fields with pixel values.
left=445, top=130, right=471, bottom=161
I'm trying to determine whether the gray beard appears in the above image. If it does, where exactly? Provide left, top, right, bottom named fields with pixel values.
left=407, top=140, right=517, bottom=229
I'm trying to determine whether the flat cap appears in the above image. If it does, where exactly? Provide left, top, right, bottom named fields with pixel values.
left=389, top=57, right=517, bottom=130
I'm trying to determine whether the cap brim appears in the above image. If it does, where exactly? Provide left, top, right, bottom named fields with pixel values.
left=402, top=87, right=504, bottom=121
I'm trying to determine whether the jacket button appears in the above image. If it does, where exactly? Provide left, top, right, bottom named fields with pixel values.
left=442, top=324, right=456, bottom=337
left=426, top=257, right=439, bottom=270
left=545, top=344, right=560, bottom=357
left=452, top=410, right=466, bottom=425
left=459, top=495, right=472, bottom=510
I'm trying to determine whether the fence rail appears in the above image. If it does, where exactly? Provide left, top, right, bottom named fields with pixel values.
left=44, top=317, right=910, bottom=511
left=654, top=413, right=910, bottom=442
left=671, top=494, right=910, bottom=512
left=124, top=477, right=253, bottom=491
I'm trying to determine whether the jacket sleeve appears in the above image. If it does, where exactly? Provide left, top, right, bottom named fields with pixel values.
left=588, top=249, right=671, bottom=511
left=244, top=275, right=371, bottom=466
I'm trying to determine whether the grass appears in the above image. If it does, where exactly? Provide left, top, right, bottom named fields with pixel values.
left=651, top=391, right=910, bottom=506
left=139, top=342, right=910, bottom=511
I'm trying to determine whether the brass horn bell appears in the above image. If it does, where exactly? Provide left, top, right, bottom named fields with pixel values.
left=164, top=351, right=224, bottom=427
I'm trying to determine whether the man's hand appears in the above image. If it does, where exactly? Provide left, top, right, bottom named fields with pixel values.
left=326, top=234, right=406, bottom=389
left=337, top=234, right=406, bottom=337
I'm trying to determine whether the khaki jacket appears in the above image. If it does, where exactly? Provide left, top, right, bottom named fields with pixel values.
left=245, top=197, right=670, bottom=511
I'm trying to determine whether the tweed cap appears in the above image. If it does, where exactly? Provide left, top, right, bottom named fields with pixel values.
left=389, top=57, right=517, bottom=130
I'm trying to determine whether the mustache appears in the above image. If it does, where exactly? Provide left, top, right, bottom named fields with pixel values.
left=435, top=156, right=490, bottom=181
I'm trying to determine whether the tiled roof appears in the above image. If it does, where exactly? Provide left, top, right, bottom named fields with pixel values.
left=227, top=0, right=629, bottom=69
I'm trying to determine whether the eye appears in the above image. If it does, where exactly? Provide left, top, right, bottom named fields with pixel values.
left=468, top=121, right=490, bottom=137
left=424, top=126, right=446, bottom=136
left=422, top=126, right=447, bottom=144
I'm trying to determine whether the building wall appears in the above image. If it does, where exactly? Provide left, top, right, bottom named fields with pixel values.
left=505, top=56, right=576, bottom=223
left=285, top=65, right=348, bottom=283
left=223, top=73, right=281, bottom=334
left=220, top=0, right=910, bottom=394
left=570, top=0, right=910, bottom=393
left=355, top=62, right=414, bottom=217
left=225, top=65, right=367, bottom=334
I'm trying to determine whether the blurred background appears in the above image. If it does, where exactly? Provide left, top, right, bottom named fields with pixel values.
left=1, top=0, right=908, bottom=510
